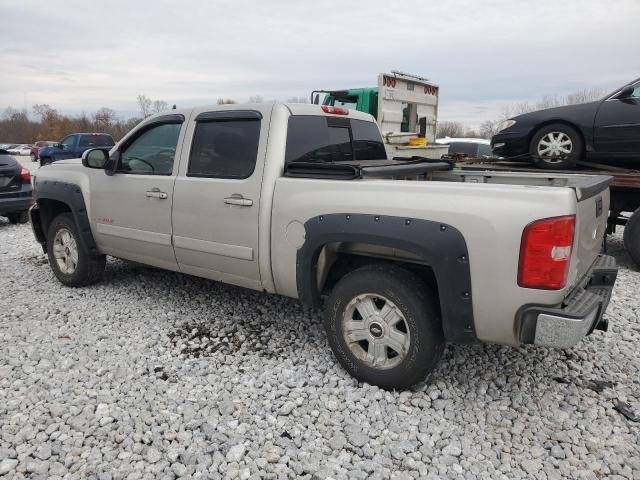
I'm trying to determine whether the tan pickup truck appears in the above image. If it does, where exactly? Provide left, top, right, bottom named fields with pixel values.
left=29, top=102, right=618, bottom=389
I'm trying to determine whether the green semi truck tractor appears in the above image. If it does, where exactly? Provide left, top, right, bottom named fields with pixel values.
left=312, top=71, right=448, bottom=159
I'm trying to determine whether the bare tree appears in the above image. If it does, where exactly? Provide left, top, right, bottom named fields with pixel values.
left=217, top=98, right=236, bottom=104
left=566, top=88, right=606, bottom=105
left=436, top=121, right=465, bottom=138
left=137, top=95, right=153, bottom=118
left=93, top=107, right=117, bottom=129
left=479, top=120, right=500, bottom=139
left=152, top=100, right=169, bottom=113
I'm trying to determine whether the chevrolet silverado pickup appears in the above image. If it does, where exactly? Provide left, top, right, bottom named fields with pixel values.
left=29, top=102, right=618, bottom=389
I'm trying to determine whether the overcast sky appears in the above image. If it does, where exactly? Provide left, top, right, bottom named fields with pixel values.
left=1, top=0, right=638, bottom=128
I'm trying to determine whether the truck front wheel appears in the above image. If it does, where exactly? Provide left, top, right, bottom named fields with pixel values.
left=324, top=263, right=444, bottom=389
left=46, top=213, right=106, bottom=287
left=624, top=207, right=640, bottom=268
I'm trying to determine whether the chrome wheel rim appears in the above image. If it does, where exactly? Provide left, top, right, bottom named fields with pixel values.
left=53, top=228, right=78, bottom=274
left=342, top=293, right=410, bottom=370
left=537, top=132, right=572, bottom=162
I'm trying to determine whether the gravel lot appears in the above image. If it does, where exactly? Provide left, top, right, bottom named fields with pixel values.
left=1, top=217, right=639, bottom=479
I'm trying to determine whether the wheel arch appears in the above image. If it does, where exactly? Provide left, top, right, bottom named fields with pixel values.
left=34, top=180, right=99, bottom=255
left=296, top=213, right=476, bottom=343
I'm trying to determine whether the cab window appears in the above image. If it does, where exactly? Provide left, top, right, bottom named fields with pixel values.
left=118, top=123, right=181, bottom=175
left=187, top=119, right=261, bottom=179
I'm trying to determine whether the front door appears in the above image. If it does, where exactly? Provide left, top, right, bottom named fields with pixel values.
left=171, top=105, right=272, bottom=290
left=594, top=82, right=640, bottom=156
left=90, top=117, right=187, bottom=271
left=57, top=135, right=78, bottom=160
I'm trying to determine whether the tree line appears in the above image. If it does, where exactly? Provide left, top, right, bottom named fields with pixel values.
left=1, top=88, right=604, bottom=143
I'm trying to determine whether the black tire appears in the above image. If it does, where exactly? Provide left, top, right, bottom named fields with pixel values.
left=46, top=213, right=106, bottom=287
left=324, top=263, right=444, bottom=390
left=530, top=123, right=583, bottom=170
left=624, top=207, right=640, bottom=268
left=6, top=211, right=29, bottom=224
left=40, top=157, right=50, bottom=167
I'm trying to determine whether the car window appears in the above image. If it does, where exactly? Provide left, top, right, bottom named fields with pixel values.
left=60, top=135, right=76, bottom=149
left=119, top=123, right=182, bottom=175
left=187, top=119, right=261, bottom=179
left=79, top=134, right=114, bottom=148
left=285, top=116, right=386, bottom=164
left=332, top=96, right=358, bottom=110
left=448, top=142, right=478, bottom=157
left=632, top=84, right=640, bottom=98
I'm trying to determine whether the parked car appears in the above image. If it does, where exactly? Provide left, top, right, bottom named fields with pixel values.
left=492, top=77, right=640, bottom=169
left=0, top=152, right=33, bottom=224
left=435, top=137, right=494, bottom=158
left=38, top=133, right=115, bottom=166
left=30, top=102, right=617, bottom=389
left=30, top=140, right=57, bottom=162
left=7, top=144, right=33, bottom=156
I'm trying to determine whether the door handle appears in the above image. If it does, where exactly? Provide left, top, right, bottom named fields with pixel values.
left=224, top=195, right=253, bottom=207
left=146, top=188, right=168, bottom=199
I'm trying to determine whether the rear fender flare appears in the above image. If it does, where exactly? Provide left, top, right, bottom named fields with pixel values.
left=296, top=213, right=476, bottom=343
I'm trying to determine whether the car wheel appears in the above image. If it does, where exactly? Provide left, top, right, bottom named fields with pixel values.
left=6, top=211, right=29, bottom=224
left=324, top=263, right=444, bottom=390
left=624, top=207, right=640, bottom=268
left=46, top=213, right=106, bottom=287
left=530, top=123, right=583, bottom=170
left=30, top=153, right=37, bottom=162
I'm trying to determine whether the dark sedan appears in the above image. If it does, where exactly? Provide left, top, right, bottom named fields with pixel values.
left=492, top=78, right=640, bottom=169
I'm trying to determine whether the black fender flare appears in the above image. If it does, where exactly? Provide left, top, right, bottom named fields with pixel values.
left=34, top=180, right=100, bottom=255
left=296, top=213, right=476, bottom=343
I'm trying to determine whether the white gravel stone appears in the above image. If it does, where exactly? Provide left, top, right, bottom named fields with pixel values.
left=1, top=221, right=640, bottom=478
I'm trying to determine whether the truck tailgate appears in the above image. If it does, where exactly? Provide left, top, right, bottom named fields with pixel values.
left=571, top=175, right=612, bottom=286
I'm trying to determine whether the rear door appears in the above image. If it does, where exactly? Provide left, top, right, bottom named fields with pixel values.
left=89, top=114, right=188, bottom=271
left=171, top=105, right=272, bottom=290
left=594, top=82, right=640, bottom=156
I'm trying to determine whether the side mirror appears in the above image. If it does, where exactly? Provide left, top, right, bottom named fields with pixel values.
left=617, top=85, right=635, bottom=99
left=82, top=148, right=109, bottom=169
left=55, top=143, right=63, bottom=149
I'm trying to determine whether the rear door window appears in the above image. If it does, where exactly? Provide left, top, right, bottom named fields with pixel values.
left=188, top=119, right=261, bottom=179
left=285, top=116, right=386, bottom=164
left=79, top=134, right=114, bottom=148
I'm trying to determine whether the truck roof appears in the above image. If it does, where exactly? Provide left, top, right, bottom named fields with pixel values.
left=150, top=102, right=376, bottom=124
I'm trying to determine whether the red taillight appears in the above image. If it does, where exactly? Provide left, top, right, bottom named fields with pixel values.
left=518, top=215, right=575, bottom=290
left=20, top=165, right=31, bottom=183
left=321, top=105, right=349, bottom=115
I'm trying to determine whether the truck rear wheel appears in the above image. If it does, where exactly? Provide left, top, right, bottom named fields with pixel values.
left=624, top=207, right=640, bottom=268
left=324, top=263, right=444, bottom=390
left=46, top=213, right=106, bottom=287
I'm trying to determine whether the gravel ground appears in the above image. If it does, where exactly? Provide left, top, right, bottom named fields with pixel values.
left=0, top=220, right=639, bottom=480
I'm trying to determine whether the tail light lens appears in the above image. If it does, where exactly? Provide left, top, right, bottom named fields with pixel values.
left=321, top=105, right=349, bottom=115
left=20, top=165, right=31, bottom=183
left=518, top=215, right=575, bottom=290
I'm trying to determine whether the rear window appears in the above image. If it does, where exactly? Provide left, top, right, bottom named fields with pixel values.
left=285, top=116, right=386, bottom=164
left=79, top=134, right=114, bottom=148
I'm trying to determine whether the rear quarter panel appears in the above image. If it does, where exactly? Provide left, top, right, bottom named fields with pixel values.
left=271, top=178, right=581, bottom=345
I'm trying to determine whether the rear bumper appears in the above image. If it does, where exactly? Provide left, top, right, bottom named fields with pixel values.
left=0, top=190, right=33, bottom=215
left=517, top=254, right=618, bottom=348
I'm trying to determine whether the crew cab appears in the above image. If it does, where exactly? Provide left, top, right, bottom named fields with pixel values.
left=38, top=133, right=115, bottom=166
left=29, top=102, right=618, bottom=389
